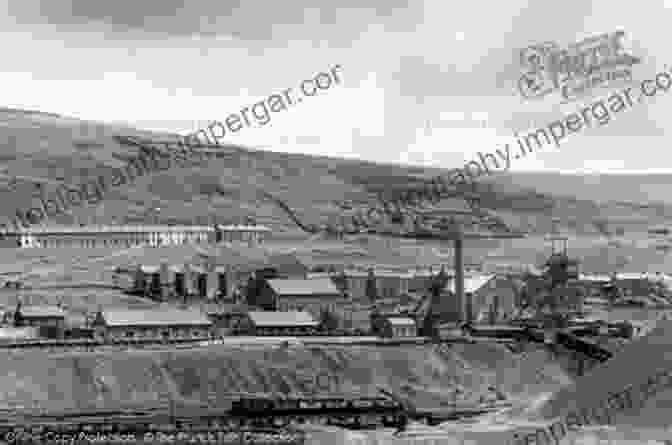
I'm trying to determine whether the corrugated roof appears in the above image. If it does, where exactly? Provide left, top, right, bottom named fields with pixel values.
left=20, top=305, right=66, bottom=318
left=266, top=278, right=341, bottom=295
left=101, top=307, right=211, bottom=327
left=247, top=311, right=318, bottom=327
left=444, top=274, right=495, bottom=293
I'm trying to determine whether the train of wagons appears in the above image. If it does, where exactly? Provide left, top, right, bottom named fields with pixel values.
left=0, top=394, right=408, bottom=435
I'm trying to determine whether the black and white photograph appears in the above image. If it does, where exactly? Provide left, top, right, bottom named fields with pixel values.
left=0, top=1, right=671, bottom=444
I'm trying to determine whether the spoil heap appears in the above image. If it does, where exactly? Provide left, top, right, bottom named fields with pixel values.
left=0, top=343, right=572, bottom=416
left=531, top=319, right=672, bottom=429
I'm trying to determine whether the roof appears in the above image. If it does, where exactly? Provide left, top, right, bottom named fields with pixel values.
left=266, top=253, right=308, bottom=276
left=140, top=265, right=160, bottom=274
left=306, top=272, right=333, bottom=279
left=444, top=274, right=496, bottom=293
left=467, top=325, right=525, bottom=332
left=0, top=326, right=39, bottom=339
left=10, top=225, right=214, bottom=234
left=5, top=224, right=271, bottom=235
left=247, top=311, right=318, bottom=327
left=266, top=278, right=341, bottom=296
left=615, top=272, right=649, bottom=280
left=101, top=307, right=211, bottom=327
left=385, top=317, right=416, bottom=326
left=19, top=305, right=66, bottom=318
left=216, top=224, right=272, bottom=232
left=579, top=273, right=612, bottom=282
left=343, top=270, right=419, bottom=279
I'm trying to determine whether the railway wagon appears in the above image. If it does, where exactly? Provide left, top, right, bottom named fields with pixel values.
left=229, top=394, right=406, bottom=429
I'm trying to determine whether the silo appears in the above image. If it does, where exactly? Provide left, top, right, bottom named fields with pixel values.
left=206, top=261, right=218, bottom=300
left=183, top=263, right=196, bottom=297
left=159, top=262, right=174, bottom=301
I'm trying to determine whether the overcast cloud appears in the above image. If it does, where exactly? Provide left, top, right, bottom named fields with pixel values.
left=0, top=0, right=670, bottom=173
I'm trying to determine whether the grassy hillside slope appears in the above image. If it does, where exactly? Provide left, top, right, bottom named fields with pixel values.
left=1, top=107, right=670, bottom=239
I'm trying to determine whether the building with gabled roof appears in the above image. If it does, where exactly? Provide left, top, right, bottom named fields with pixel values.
left=14, top=303, right=66, bottom=326
left=375, top=316, right=417, bottom=338
left=239, top=311, right=319, bottom=335
left=93, top=306, right=212, bottom=340
left=13, top=303, right=67, bottom=339
left=440, top=273, right=519, bottom=324
left=250, top=278, right=346, bottom=319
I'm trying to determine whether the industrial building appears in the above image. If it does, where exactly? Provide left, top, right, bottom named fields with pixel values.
left=439, top=274, right=519, bottom=324
left=1, top=224, right=271, bottom=248
left=12, top=304, right=67, bottom=339
left=113, top=245, right=307, bottom=303
left=249, top=278, right=346, bottom=319
left=237, top=311, right=319, bottom=336
left=92, top=307, right=212, bottom=340
left=342, top=269, right=414, bottom=300
left=371, top=315, right=417, bottom=338
left=121, top=263, right=238, bottom=302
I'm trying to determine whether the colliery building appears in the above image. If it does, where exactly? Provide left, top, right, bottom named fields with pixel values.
left=119, top=263, right=238, bottom=302
left=237, top=311, right=319, bottom=336
left=92, top=307, right=212, bottom=340
left=113, top=245, right=309, bottom=303
left=1, top=224, right=271, bottom=248
left=250, top=278, right=346, bottom=319
left=437, top=274, right=520, bottom=324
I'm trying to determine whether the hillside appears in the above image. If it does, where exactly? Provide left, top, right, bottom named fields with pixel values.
left=0, top=344, right=571, bottom=416
left=1, top=108, right=670, bottom=240
left=482, top=171, right=672, bottom=206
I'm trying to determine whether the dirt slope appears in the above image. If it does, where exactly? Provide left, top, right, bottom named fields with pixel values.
left=531, top=319, right=672, bottom=428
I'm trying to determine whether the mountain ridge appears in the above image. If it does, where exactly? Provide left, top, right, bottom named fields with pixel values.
left=0, top=107, right=668, bottom=238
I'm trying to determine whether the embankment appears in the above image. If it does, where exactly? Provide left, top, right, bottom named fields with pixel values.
left=0, top=343, right=573, bottom=415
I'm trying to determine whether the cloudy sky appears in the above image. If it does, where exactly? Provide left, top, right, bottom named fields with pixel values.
left=0, top=0, right=671, bottom=173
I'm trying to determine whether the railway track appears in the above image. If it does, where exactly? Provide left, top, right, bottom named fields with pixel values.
left=0, top=394, right=509, bottom=435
